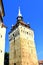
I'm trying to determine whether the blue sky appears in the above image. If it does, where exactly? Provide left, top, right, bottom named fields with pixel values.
left=3, top=0, right=43, bottom=60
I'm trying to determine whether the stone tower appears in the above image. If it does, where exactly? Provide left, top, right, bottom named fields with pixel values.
left=9, top=8, right=39, bottom=65
left=0, top=0, right=6, bottom=65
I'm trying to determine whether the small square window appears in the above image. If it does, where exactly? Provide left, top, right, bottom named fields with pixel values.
left=27, top=32, right=28, bottom=34
left=14, top=63, right=16, bottom=65
left=19, top=55, right=21, bottom=57
left=13, top=34, right=14, bottom=36
left=21, top=30, right=22, bottom=32
left=27, top=62, right=28, bottom=65
left=1, top=35, right=2, bottom=38
left=0, top=50, right=2, bottom=53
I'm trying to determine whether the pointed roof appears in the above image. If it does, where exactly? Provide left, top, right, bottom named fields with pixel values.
left=9, top=7, right=31, bottom=34
left=17, top=7, right=23, bottom=21
left=18, top=7, right=22, bottom=17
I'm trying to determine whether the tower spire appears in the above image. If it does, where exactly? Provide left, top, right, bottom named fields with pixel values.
left=17, top=7, right=23, bottom=21
left=18, top=7, right=22, bottom=16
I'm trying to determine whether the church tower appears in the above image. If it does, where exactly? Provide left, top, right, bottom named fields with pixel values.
left=9, top=8, right=39, bottom=65
left=0, top=0, right=6, bottom=65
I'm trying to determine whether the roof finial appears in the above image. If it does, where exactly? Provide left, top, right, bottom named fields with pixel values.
left=18, top=7, right=22, bottom=16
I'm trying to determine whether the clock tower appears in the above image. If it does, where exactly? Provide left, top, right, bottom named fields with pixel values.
left=0, top=0, right=6, bottom=65
left=9, top=8, right=39, bottom=65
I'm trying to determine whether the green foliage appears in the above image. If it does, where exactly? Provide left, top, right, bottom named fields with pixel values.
left=4, top=52, right=9, bottom=65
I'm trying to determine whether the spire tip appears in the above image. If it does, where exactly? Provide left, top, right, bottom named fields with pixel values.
left=18, top=7, right=22, bottom=16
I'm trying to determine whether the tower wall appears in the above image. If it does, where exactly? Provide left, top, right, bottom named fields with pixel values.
left=9, top=27, right=21, bottom=65
left=19, top=25, right=38, bottom=65
left=9, top=24, right=39, bottom=65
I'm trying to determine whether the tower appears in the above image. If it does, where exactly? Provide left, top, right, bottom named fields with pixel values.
left=0, top=0, right=6, bottom=65
left=9, top=8, right=39, bottom=65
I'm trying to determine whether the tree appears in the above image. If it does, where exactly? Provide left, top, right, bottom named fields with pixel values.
left=4, top=52, right=9, bottom=65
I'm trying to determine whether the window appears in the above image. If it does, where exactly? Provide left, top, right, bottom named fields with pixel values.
left=14, top=63, right=16, bottom=65
left=19, top=55, right=21, bottom=57
left=13, top=34, right=14, bottom=36
left=27, top=32, right=28, bottom=34
left=14, top=37, right=15, bottom=42
left=21, top=30, right=22, bottom=32
left=0, top=49, right=2, bottom=53
left=14, top=49, right=16, bottom=58
left=1, top=35, right=2, bottom=38
left=0, top=33, right=2, bottom=38
left=1, top=50, right=2, bottom=53
left=13, top=31, right=20, bottom=38
left=27, top=62, right=28, bottom=65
